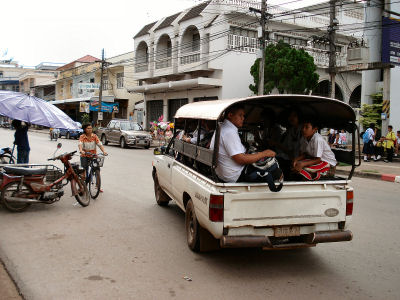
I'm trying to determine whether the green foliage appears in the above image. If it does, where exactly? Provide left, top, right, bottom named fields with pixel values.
left=359, top=91, right=383, bottom=129
left=81, top=113, right=90, bottom=125
left=249, top=41, right=319, bottom=94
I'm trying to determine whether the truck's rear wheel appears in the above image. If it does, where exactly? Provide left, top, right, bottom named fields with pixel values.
left=185, top=200, right=200, bottom=252
left=153, top=174, right=170, bottom=206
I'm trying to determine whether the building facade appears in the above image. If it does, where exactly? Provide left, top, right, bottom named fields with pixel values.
left=94, top=51, right=143, bottom=124
left=130, top=0, right=364, bottom=128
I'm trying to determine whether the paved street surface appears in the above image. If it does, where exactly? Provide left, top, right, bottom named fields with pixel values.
left=1, top=128, right=400, bottom=300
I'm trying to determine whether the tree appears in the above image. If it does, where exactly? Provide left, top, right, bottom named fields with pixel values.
left=249, top=41, right=319, bottom=95
left=360, top=91, right=383, bottom=130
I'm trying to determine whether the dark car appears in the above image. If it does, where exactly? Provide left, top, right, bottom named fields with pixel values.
left=59, top=128, right=83, bottom=139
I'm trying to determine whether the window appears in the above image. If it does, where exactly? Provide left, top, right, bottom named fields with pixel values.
left=90, top=78, right=94, bottom=83
left=69, top=82, right=73, bottom=92
left=103, top=76, right=109, bottom=90
left=117, top=73, right=124, bottom=89
left=192, top=33, right=200, bottom=52
left=30, top=79, right=35, bottom=87
left=0, top=71, right=3, bottom=78
left=78, top=81, right=83, bottom=94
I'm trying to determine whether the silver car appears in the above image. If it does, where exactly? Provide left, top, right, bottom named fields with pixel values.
left=98, top=119, right=152, bottom=149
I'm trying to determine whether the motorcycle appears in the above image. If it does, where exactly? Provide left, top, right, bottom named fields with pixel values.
left=0, top=143, right=90, bottom=212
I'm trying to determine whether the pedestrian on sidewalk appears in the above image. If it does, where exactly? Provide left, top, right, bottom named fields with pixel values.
left=11, top=120, right=30, bottom=164
left=362, top=123, right=376, bottom=162
left=395, top=130, right=400, bottom=157
left=380, top=125, right=396, bottom=162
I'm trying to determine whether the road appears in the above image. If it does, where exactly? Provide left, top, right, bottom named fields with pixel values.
left=0, top=128, right=399, bottom=300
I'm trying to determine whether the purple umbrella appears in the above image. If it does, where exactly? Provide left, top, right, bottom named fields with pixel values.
left=0, top=91, right=79, bottom=129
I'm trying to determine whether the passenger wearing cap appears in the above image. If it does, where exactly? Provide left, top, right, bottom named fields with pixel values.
left=210, top=104, right=283, bottom=191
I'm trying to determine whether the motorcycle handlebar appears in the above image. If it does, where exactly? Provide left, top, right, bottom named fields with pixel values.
left=48, top=150, right=77, bottom=161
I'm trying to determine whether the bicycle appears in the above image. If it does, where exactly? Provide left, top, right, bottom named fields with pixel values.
left=84, top=152, right=106, bottom=199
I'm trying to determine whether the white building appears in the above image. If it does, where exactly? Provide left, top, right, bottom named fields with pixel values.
left=361, top=1, right=400, bottom=133
left=130, top=0, right=364, bottom=128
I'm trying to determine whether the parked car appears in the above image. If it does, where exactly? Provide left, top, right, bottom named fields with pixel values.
left=97, top=119, right=152, bottom=148
left=152, top=95, right=359, bottom=252
left=58, top=128, right=83, bottom=139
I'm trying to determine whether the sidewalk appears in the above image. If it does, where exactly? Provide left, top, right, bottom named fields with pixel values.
left=336, top=158, right=400, bottom=183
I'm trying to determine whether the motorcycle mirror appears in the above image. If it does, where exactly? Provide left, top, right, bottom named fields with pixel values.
left=57, top=143, right=62, bottom=149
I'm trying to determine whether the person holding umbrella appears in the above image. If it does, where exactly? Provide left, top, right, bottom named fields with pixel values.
left=11, top=119, right=30, bottom=163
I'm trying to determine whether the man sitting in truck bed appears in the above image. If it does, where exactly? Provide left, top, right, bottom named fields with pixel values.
left=210, top=104, right=278, bottom=183
left=293, top=119, right=337, bottom=180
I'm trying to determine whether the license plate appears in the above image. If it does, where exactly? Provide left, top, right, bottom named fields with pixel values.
left=138, top=140, right=146, bottom=144
left=274, top=226, right=300, bottom=237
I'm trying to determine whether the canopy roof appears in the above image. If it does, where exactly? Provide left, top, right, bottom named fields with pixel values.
left=174, top=95, right=357, bottom=130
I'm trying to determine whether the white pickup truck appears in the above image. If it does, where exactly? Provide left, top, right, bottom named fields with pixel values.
left=152, top=95, right=359, bottom=252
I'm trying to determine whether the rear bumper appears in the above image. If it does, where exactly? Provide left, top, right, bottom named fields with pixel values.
left=220, top=230, right=353, bottom=249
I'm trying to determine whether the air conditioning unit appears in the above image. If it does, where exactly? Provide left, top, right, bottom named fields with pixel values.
left=347, top=47, right=369, bottom=64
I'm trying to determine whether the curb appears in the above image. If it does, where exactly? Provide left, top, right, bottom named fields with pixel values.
left=381, top=174, right=400, bottom=183
left=336, top=169, right=400, bottom=183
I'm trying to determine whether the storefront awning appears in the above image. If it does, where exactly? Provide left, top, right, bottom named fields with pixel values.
left=49, top=95, right=115, bottom=105
left=49, top=97, right=91, bottom=105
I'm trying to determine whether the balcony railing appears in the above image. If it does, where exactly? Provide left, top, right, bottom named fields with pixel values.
left=135, top=63, right=149, bottom=73
left=155, top=58, right=172, bottom=69
left=180, top=51, right=200, bottom=65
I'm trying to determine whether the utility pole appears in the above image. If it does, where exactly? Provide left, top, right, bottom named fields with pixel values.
left=328, top=0, right=337, bottom=99
left=258, top=0, right=266, bottom=96
left=98, top=48, right=105, bottom=125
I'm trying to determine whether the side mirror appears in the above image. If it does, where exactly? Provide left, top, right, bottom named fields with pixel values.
left=57, top=143, right=62, bottom=149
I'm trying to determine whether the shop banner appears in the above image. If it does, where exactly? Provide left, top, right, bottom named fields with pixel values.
left=90, top=101, right=119, bottom=113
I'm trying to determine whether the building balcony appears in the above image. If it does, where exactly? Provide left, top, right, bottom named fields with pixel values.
left=179, top=51, right=200, bottom=65
left=155, top=58, right=172, bottom=69
left=135, top=63, right=149, bottom=73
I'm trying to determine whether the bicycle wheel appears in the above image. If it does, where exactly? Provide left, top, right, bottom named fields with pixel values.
left=1, top=182, right=32, bottom=212
left=73, top=178, right=90, bottom=207
left=89, top=169, right=101, bottom=199
left=0, top=154, right=15, bottom=164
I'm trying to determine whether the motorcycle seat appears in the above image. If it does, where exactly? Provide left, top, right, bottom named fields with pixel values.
left=3, top=166, right=47, bottom=176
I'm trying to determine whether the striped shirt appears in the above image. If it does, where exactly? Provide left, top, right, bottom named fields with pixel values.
left=79, top=134, right=102, bottom=157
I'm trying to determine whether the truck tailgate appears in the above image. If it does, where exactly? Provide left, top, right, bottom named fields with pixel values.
left=223, top=184, right=346, bottom=228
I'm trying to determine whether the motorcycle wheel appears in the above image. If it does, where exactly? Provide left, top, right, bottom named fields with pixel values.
left=0, top=154, right=15, bottom=164
left=1, top=182, right=32, bottom=212
left=73, top=178, right=90, bottom=207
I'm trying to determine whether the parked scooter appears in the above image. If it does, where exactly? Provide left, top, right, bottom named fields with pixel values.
left=0, top=145, right=16, bottom=164
left=50, top=128, right=59, bottom=141
left=0, top=143, right=89, bottom=212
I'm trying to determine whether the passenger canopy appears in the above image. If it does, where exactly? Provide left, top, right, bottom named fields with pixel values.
left=174, top=95, right=356, bottom=131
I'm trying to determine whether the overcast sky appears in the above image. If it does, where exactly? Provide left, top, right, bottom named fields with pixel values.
left=1, top=0, right=327, bottom=67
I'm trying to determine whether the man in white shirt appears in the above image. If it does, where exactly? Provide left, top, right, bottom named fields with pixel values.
left=210, top=104, right=276, bottom=183
left=293, top=120, right=337, bottom=180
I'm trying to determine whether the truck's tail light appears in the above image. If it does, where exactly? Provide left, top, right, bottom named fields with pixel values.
left=346, top=190, right=353, bottom=216
left=209, top=195, right=224, bottom=222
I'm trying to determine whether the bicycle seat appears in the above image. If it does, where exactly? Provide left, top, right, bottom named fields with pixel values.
left=3, top=166, right=47, bottom=176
